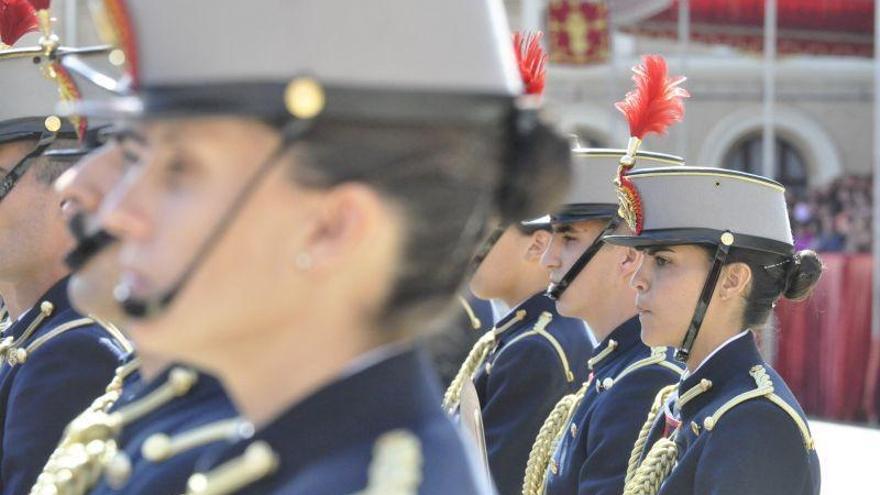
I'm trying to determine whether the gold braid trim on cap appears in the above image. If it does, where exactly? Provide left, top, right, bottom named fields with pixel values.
left=624, top=384, right=678, bottom=486
left=441, top=310, right=526, bottom=413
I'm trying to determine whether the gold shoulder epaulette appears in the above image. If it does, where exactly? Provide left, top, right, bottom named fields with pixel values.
left=354, top=429, right=423, bottom=495
left=9, top=317, right=93, bottom=365
left=142, top=417, right=249, bottom=463
left=459, top=296, right=483, bottom=330
left=29, top=367, right=199, bottom=495
left=498, top=311, right=575, bottom=383
left=599, top=347, right=682, bottom=391
left=1, top=301, right=54, bottom=364
left=92, top=317, right=136, bottom=354
left=441, top=309, right=526, bottom=413
left=701, top=365, right=814, bottom=451
left=186, top=441, right=279, bottom=495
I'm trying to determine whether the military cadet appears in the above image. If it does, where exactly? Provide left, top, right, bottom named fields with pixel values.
left=608, top=165, right=822, bottom=494
left=438, top=33, right=591, bottom=495
left=443, top=214, right=592, bottom=495
left=65, top=0, right=573, bottom=493
left=0, top=18, right=130, bottom=494
left=522, top=56, right=687, bottom=495
left=422, top=291, right=496, bottom=387
left=29, top=124, right=242, bottom=494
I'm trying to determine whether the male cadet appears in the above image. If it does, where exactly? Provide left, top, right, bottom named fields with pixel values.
left=521, top=56, right=687, bottom=495
left=0, top=22, right=129, bottom=495
left=441, top=32, right=591, bottom=494
left=423, top=291, right=495, bottom=386
left=25, top=38, right=240, bottom=494
left=443, top=215, right=592, bottom=494
left=62, top=0, right=572, bottom=493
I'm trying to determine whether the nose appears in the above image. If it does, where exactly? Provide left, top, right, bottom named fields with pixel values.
left=99, top=157, right=154, bottom=244
left=541, top=232, right=562, bottom=271
left=54, top=143, right=126, bottom=221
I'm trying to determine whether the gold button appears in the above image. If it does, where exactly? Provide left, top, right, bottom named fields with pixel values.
left=108, top=48, right=126, bottom=66
left=720, top=232, right=735, bottom=246
left=44, top=116, right=62, bottom=133
left=570, top=423, right=578, bottom=438
left=690, top=421, right=700, bottom=436
left=142, top=433, right=172, bottom=462
left=284, top=78, right=325, bottom=119
left=602, top=377, right=614, bottom=390
left=549, top=460, right=558, bottom=475
left=703, top=417, right=716, bottom=430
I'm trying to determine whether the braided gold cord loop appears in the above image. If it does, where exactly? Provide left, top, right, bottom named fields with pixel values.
left=625, top=384, right=677, bottom=485
left=441, top=333, right=495, bottom=413
left=521, top=379, right=590, bottom=495
left=622, top=437, right=678, bottom=495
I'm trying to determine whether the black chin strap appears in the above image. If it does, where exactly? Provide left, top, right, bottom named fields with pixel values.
left=0, top=130, right=58, bottom=200
left=546, top=217, right=619, bottom=300
left=116, top=119, right=315, bottom=319
left=675, top=232, right=734, bottom=362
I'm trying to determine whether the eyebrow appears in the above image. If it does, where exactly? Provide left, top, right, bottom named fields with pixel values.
left=644, top=246, right=675, bottom=255
left=552, top=224, right=573, bottom=234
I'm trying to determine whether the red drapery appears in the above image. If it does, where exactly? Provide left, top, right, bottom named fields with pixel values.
left=627, top=0, right=874, bottom=57
left=775, top=253, right=877, bottom=422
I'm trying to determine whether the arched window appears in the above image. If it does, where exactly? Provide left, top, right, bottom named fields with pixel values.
left=722, top=134, right=808, bottom=198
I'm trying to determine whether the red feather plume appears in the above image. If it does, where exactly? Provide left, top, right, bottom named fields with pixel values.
left=27, top=0, right=49, bottom=10
left=103, top=0, right=139, bottom=87
left=614, top=55, right=689, bottom=139
left=0, top=0, right=38, bottom=46
left=513, top=30, right=547, bottom=96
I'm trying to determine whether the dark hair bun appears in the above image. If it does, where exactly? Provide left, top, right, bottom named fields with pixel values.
left=783, top=250, right=823, bottom=300
left=496, top=112, right=571, bottom=222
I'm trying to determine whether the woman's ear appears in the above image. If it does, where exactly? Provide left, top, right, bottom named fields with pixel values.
left=305, top=183, right=382, bottom=270
left=718, top=262, right=753, bottom=301
left=618, top=246, right=642, bottom=278
left=525, top=230, right=551, bottom=263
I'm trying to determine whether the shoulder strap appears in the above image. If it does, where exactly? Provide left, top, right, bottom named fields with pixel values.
left=702, top=365, right=814, bottom=451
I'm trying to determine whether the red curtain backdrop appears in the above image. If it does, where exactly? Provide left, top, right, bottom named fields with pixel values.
left=775, top=254, right=877, bottom=422
left=626, top=0, right=874, bottom=57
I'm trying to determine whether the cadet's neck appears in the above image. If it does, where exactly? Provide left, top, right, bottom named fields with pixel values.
left=499, top=267, right=548, bottom=309
left=219, top=318, right=382, bottom=429
left=582, top=292, right=638, bottom=342
left=137, top=354, right=172, bottom=382
left=683, top=319, right=745, bottom=373
left=0, top=264, right=69, bottom=320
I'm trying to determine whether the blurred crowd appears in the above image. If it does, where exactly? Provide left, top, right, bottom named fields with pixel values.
left=789, top=174, right=874, bottom=253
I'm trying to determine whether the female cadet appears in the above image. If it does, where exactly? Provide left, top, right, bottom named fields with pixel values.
left=604, top=165, right=822, bottom=495
left=70, top=0, right=572, bottom=493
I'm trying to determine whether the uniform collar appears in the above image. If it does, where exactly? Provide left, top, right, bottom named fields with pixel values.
left=677, top=330, right=762, bottom=419
left=492, top=292, right=554, bottom=341
left=5, top=276, right=73, bottom=341
left=587, top=315, right=641, bottom=371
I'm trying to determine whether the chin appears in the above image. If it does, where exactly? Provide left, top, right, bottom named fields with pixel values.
left=555, top=294, right=581, bottom=319
left=638, top=316, right=666, bottom=347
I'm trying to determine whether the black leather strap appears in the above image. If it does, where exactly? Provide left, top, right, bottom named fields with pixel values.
left=546, top=217, right=619, bottom=300
left=675, top=237, right=732, bottom=362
